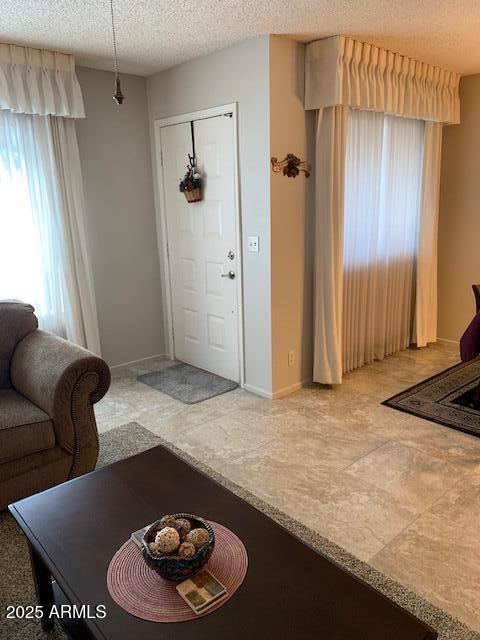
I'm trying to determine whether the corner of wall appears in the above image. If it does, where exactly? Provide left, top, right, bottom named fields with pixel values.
left=438, top=73, right=480, bottom=341
left=269, top=37, right=315, bottom=397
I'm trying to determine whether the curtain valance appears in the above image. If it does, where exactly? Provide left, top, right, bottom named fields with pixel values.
left=0, top=43, right=85, bottom=118
left=305, top=36, right=460, bottom=124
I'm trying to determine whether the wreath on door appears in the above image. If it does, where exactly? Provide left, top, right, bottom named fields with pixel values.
left=179, top=154, right=202, bottom=203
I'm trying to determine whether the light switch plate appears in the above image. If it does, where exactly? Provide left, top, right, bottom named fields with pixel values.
left=248, top=236, right=259, bottom=252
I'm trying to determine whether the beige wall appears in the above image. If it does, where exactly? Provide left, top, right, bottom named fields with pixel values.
left=147, top=36, right=273, bottom=395
left=269, top=36, right=315, bottom=394
left=438, top=74, right=480, bottom=341
left=76, top=67, right=164, bottom=366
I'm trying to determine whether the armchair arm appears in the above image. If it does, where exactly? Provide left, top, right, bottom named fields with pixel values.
left=10, top=330, right=110, bottom=477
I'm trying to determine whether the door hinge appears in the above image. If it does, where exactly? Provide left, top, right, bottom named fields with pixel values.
left=160, top=149, right=163, bottom=167
left=166, top=243, right=170, bottom=258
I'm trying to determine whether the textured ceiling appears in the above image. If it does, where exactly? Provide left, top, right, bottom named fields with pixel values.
left=1, top=0, right=479, bottom=76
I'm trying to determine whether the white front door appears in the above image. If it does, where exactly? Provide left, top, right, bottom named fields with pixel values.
left=160, top=115, right=240, bottom=382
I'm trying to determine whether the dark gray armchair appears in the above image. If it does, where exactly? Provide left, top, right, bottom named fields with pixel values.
left=0, top=300, right=110, bottom=509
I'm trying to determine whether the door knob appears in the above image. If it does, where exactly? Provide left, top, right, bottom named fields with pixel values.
left=221, top=271, right=235, bottom=280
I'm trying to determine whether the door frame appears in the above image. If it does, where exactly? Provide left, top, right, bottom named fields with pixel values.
left=153, top=103, right=245, bottom=386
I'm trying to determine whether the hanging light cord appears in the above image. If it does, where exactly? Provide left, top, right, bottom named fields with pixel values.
left=110, top=0, right=119, bottom=81
left=109, top=0, right=124, bottom=104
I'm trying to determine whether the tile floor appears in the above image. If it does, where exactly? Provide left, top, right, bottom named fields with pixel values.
left=95, top=342, right=480, bottom=631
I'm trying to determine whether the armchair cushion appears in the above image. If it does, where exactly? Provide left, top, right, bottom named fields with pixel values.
left=11, top=330, right=110, bottom=417
left=0, top=301, right=37, bottom=389
left=10, top=330, right=110, bottom=477
left=0, top=389, right=55, bottom=464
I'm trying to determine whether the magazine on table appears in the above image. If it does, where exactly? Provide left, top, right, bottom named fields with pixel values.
left=130, top=524, right=153, bottom=547
left=176, top=570, right=228, bottom=614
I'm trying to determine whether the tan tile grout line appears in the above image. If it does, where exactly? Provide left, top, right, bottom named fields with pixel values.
left=368, top=467, right=475, bottom=565
left=342, top=437, right=393, bottom=471
left=338, top=435, right=477, bottom=563
left=366, top=498, right=480, bottom=632
left=105, top=349, right=479, bottom=559
left=137, top=408, right=479, bottom=567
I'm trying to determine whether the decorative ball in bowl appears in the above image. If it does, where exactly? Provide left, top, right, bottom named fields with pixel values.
left=141, top=513, right=215, bottom=581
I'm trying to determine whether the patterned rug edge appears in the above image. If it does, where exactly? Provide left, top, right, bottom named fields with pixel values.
left=381, top=396, right=480, bottom=438
left=385, top=358, right=475, bottom=398
left=382, top=357, right=480, bottom=438
left=122, top=422, right=479, bottom=640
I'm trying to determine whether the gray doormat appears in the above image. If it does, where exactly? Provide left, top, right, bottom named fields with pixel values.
left=137, top=362, right=238, bottom=404
left=383, top=356, right=480, bottom=438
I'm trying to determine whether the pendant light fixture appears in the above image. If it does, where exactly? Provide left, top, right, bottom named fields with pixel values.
left=110, top=0, right=125, bottom=105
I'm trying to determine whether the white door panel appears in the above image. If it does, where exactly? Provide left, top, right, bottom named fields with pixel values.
left=161, top=116, right=239, bottom=382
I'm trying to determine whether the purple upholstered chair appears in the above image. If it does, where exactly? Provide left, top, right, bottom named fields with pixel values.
left=460, top=284, right=480, bottom=362
left=473, top=284, right=480, bottom=314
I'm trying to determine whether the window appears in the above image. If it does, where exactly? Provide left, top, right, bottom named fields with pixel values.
left=342, top=109, right=425, bottom=372
left=0, top=110, right=68, bottom=336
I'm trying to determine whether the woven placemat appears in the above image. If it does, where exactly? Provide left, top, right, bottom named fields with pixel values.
left=107, top=522, right=248, bottom=622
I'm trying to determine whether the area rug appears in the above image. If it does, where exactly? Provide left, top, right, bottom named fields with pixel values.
left=383, top=356, right=480, bottom=438
left=137, top=362, right=238, bottom=404
left=0, top=422, right=160, bottom=640
left=1, top=422, right=478, bottom=640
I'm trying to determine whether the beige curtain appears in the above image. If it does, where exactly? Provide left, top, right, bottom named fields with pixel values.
left=313, top=106, right=348, bottom=384
left=308, top=35, right=458, bottom=384
left=50, top=116, right=101, bottom=354
left=0, top=42, right=85, bottom=118
left=415, top=122, right=443, bottom=347
left=0, top=42, right=100, bottom=353
left=342, top=110, right=425, bottom=374
left=305, top=36, right=460, bottom=124
left=313, top=115, right=445, bottom=383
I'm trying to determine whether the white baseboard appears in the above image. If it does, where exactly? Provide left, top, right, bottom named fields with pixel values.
left=110, top=353, right=173, bottom=370
left=243, top=378, right=313, bottom=400
left=437, top=337, right=460, bottom=346
left=272, top=378, right=313, bottom=399
left=242, top=383, right=273, bottom=399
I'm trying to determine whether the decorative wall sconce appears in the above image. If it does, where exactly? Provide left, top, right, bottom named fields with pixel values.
left=271, top=154, right=311, bottom=178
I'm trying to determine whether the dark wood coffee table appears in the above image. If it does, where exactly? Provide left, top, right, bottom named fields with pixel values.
left=9, top=445, right=437, bottom=639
